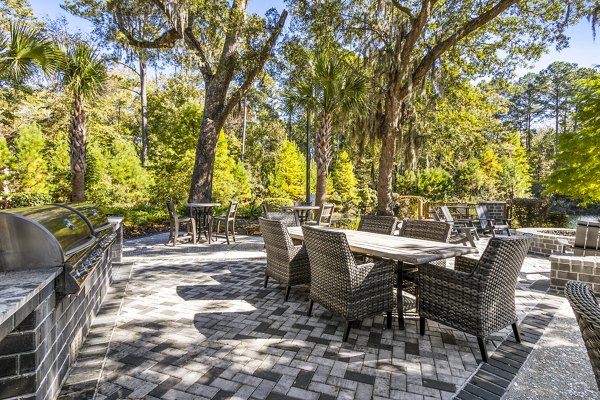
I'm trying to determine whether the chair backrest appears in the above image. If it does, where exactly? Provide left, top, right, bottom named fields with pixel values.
left=358, top=215, right=398, bottom=235
left=472, top=236, right=531, bottom=329
left=302, top=225, right=354, bottom=294
left=259, top=217, right=296, bottom=263
left=475, top=204, right=492, bottom=230
left=429, top=208, right=442, bottom=221
left=226, top=201, right=239, bottom=220
left=438, top=206, right=455, bottom=223
left=265, top=211, right=298, bottom=227
left=574, top=220, right=600, bottom=256
left=565, top=280, right=600, bottom=390
left=262, top=201, right=269, bottom=217
left=294, top=201, right=311, bottom=207
left=400, top=219, right=452, bottom=243
left=166, top=200, right=177, bottom=222
left=316, top=203, right=335, bottom=226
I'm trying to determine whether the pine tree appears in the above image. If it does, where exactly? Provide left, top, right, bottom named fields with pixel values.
left=212, top=131, right=236, bottom=204
left=269, top=140, right=305, bottom=200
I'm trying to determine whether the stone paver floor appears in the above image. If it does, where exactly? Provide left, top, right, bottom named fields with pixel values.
left=58, top=232, right=597, bottom=399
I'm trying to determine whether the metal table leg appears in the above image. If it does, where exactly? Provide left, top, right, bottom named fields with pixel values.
left=397, top=261, right=405, bottom=330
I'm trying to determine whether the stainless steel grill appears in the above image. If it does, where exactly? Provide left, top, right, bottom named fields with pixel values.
left=0, top=203, right=117, bottom=294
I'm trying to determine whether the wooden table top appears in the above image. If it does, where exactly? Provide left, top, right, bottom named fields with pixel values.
left=287, top=226, right=478, bottom=265
left=281, top=205, right=320, bottom=211
left=184, top=203, right=221, bottom=208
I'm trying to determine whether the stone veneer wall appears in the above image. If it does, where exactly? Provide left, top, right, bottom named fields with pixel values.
left=516, top=227, right=575, bottom=257
left=479, top=201, right=506, bottom=221
left=550, top=254, right=600, bottom=295
left=0, top=249, right=113, bottom=400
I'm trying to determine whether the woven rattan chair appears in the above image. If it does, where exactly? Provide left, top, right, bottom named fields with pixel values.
left=259, top=217, right=311, bottom=301
left=302, top=225, right=396, bottom=341
left=262, top=201, right=298, bottom=226
left=166, top=200, right=196, bottom=246
left=358, top=215, right=398, bottom=235
left=400, top=219, right=452, bottom=268
left=418, top=236, right=531, bottom=362
left=565, top=281, right=600, bottom=390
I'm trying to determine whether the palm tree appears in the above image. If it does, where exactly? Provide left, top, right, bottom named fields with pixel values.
left=58, top=40, right=107, bottom=202
left=287, top=52, right=368, bottom=205
left=0, top=22, right=57, bottom=82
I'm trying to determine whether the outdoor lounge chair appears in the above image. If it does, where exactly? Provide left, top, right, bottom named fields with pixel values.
left=358, top=215, right=398, bottom=235
left=475, top=204, right=511, bottom=237
left=558, top=220, right=600, bottom=256
left=565, top=281, right=600, bottom=390
left=212, top=200, right=238, bottom=244
left=419, top=235, right=532, bottom=362
left=302, top=225, right=396, bottom=341
left=166, top=200, right=196, bottom=246
left=259, top=217, right=311, bottom=301
left=435, top=206, right=478, bottom=246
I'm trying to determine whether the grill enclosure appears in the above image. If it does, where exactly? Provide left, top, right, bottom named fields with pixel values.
left=0, top=203, right=116, bottom=293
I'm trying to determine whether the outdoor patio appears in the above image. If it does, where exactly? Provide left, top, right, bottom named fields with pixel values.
left=57, top=234, right=600, bottom=400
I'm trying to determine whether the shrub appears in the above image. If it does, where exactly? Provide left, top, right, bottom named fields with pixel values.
left=5, top=192, right=52, bottom=208
left=261, top=197, right=293, bottom=212
left=394, top=195, right=425, bottom=219
left=510, top=198, right=568, bottom=228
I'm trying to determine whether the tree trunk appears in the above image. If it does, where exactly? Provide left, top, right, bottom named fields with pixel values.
left=189, top=79, right=227, bottom=202
left=375, top=97, right=400, bottom=215
left=70, top=95, right=87, bottom=202
left=140, top=57, right=148, bottom=166
left=315, top=112, right=332, bottom=206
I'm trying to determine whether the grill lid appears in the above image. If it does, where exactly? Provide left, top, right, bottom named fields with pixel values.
left=0, top=205, right=96, bottom=271
left=57, top=203, right=111, bottom=235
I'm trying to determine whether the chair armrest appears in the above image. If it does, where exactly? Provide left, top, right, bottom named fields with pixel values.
left=291, top=245, right=310, bottom=264
left=419, top=263, right=481, bottom=300
left=454, top=256, right=479, bottom=274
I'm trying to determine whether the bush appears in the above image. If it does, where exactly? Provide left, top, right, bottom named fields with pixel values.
left=394, top=195, right=425, bottom=219
left=5, top=192, right=52, bottom=208
left=261, top=197, right=293, bottom=212
left=510, top=198, right=568, bottom=228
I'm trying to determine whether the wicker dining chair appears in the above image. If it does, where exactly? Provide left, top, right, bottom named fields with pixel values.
left=419, top=236, right=532, bottom=362
left=259, top=217, right=311, bottom=301
left=358, top=215, right=398, bottom=235
left=565, top=281, right=600, bottom=390
left=262, top=201, right=298, bottom=226
left=302, top=225, right=396, bottom=341
left=165, top=200, right=196, bottom=246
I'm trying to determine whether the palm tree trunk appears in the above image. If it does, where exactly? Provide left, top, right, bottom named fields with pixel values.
left=70, top=95, right=87, bottom=202
left=315, top=112, right=332, bottom=205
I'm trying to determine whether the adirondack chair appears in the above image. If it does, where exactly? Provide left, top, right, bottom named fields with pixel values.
left=438, top=205, right=480, bottom=243
left=475, top=204, right=511, bottom=237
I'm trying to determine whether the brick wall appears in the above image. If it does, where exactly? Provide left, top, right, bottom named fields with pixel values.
left=479, top=201, right=506, bottom=221
left=0, top=248, right=113, bottom=400
left=550, top=254, right=600, bottom=295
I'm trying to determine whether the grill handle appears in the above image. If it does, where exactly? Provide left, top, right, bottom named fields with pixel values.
left=64, top=219, right=75, bottom=230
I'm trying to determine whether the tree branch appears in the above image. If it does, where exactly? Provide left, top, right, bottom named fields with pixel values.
left=224, top=10, right=288, bottom=118
left=391, top=0, right=414, bottom=21
left=113, top=8, right=181, bottom=49
left=402, top=0, right=518, bottom=99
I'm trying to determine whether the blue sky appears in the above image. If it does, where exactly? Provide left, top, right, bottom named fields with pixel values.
left=28, top=0, right=599, bottom=75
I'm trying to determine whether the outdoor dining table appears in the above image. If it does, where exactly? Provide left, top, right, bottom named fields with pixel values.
left=287, top=226, right=478, bottom=329
left=281, top=205, right=320, bottom=224
left=184, top=202, right=221, bottom=244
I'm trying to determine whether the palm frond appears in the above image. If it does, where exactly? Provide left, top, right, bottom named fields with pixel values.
left=58, top=40, right=107, bottom=99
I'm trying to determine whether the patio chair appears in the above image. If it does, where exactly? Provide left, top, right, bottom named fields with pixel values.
left=302, top=225, right=396, bottom=341
left=262, top=201, right=298, bottom=227
left=259, top=218, right=311, bottom=301
left=166, top=200, right=196, bottom=246
left=418, top=235, right=532, bottom=362
left=399, top=219, right=452, bottom=267
left=358, top=215, right=398, bottom=235
left=305, top=203, right=335, bottom=226
left=212, top=200, right=238, bottom=244
left=439, top=205, right=480, bottom=244
left=558, top=220, right=600, bottom=256
left=475, top=204, right=511, bottom=237
left=565, top=281, right=600, bottom=390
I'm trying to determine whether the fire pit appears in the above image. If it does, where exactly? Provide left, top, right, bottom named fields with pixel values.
left=0, top=204, right=123, bottom=400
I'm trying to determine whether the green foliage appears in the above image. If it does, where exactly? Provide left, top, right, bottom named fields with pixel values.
left=497, top=132, right=531, bottom=199
left=5, top=192, right=51, bottom=207
left=0, top=135, right=10, bottom=189
left=510, top=198, right=569, bottom=228
left=417, top=168, right=454, bottom=201
left=546, top=77, right=600, bottom=204
left=212, top=131, right=252, bottom=204
left=261, top=197, right=293, bottom=212
left=330, top=150, right=357, bottom=210
left=268, top=140, right=305, bottom=200
left=11, top=123, right=49, bottom=193
left=394, top=195, right=425, bottom=220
